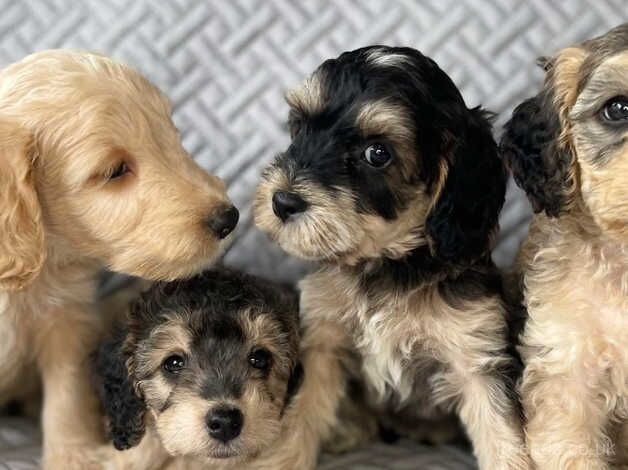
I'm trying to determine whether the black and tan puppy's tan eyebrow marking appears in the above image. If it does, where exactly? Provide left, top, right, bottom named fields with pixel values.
left=255, top=45, right=530, bottom=470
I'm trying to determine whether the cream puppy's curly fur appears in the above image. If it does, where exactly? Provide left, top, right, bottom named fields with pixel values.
left=501, top=23, right=628, bottom=470
left=0, top=50, right=237, bottom=469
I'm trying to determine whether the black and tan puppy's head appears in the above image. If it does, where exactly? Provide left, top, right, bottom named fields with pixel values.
left=94, top=270, right=303, bottom=464
left=254, top=46, right=506, bottom=268
left=501, top=23, right=628, bottom=241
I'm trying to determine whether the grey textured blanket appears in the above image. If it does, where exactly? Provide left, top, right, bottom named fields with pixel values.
left=0, top=0, right=624, bottom=467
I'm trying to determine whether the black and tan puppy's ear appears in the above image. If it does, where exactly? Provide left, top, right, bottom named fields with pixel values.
left=93, top=329, right=146, bottom=451
left=426, top=108, right=507, bottom=264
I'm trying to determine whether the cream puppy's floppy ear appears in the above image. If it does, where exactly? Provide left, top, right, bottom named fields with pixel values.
left=0, top=119, right=45, bottom=290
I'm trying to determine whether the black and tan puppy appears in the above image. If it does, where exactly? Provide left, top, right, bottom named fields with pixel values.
left=255, top=46, right=530, bottom=470
left=94, top=270, right=319, bottom=469
left=501, top=23, right=628, bottom=470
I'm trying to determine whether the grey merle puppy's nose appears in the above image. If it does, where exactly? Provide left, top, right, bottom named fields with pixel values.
left=207, top=407, right=243, bottom=443
left=272, top=191, right=307, bottom=222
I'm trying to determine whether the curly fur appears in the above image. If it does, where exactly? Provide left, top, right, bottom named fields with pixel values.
left=426, top=109, right=506, bottom=263
left=94, top=330, right=146, bottom=451
left=500, top=93, right=576, bottom=217
left=93, top=269, right=345, bottom=470
left=502, top=23, right=628, bottom=469
left=0, top=120, right=44, bottom=290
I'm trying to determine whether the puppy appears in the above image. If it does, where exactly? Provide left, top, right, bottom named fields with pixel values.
left=501, top=23, right=628, bottom=469
left=94, top=269, right=314, bottom=470
left=0, top=50, right=238, bottom=469
left=254, top=46, right=530, bottom=469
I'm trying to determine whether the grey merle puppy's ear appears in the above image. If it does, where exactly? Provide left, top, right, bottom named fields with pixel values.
left=500, top=89, right=576, bottom=217
left=93, top=329, right=146, bottom=450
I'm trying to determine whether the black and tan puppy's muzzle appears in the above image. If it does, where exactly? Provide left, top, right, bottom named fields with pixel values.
left=272, top=190, right=308, bottom=222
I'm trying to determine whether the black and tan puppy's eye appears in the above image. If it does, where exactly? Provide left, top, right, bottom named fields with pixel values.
left=109, top=162, right=130, bottom=180
left=162, top=354, right=186, bottom=374
left=601, top=96, right=628, bottom=123
left=248, top=348, right=272, bottom=370
left=363, top=143, right=392, bottom=168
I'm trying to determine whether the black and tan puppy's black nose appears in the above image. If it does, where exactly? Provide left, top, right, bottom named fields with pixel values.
left=272, top=191, right=307, bottom=222
left=208, top=205, right=239, bottom=239
left=207, top=407, right=243, bottom=443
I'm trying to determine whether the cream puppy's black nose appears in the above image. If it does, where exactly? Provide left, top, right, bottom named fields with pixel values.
left=208, top=206, right=239, bottom=239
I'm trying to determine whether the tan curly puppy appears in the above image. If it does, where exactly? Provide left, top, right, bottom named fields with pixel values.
left=501, top=23, right=628, bottom=470
left=0, top=50, right=238, bottom=469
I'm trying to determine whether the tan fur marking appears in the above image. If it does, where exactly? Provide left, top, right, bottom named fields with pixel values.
left=285, top=72, right=325, bottom=116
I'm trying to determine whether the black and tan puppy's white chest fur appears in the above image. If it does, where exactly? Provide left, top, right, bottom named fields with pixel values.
left=255, top=46, right=530, bottom=469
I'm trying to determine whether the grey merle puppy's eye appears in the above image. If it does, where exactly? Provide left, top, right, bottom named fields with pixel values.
left=162, top=355, right=185, bottom=374
left=601, top=96, right=628, bottom=122
left=248, top=348, right=271, bottom=370
left=363, top=143, right=392, bottom=167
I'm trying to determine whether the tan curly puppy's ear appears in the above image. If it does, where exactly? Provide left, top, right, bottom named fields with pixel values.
left=0, top=119, right=45, bottom=291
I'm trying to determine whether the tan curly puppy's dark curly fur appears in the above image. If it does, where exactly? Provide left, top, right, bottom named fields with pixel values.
left=501, top=23, right=628, bottom=470
left=94, top=269, right=348, bottom=470
left=255, top=46, right=530, bottom=470
left=0, top=50, right=238, bottom=469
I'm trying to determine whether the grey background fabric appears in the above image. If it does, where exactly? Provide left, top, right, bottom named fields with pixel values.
left=0, top=0, right=625, bottom=468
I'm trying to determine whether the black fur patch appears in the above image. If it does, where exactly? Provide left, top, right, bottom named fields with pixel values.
left=425, top=108, right=506, bottom=264
left=500, top=93, right=574, bottom=217
left=282, top=361, right=304, bottom=412
left=92, top=330, right=146, bottom=451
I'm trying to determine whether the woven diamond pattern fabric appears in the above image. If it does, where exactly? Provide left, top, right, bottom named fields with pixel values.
left=0, top=1, right=625, bottom=468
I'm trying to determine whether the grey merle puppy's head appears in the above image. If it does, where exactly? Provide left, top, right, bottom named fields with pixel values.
left=255, top=46, right=506, bottom=268
left=94, top=269, right=302, bottom=464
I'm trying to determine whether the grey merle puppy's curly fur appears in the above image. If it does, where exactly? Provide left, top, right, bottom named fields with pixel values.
left=93, top=269, right=340, bottom=470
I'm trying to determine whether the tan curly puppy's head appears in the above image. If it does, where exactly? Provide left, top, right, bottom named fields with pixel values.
left=0, top=50, right=238, bottom=289
left=501, top=23, right=628, bottom=469
left=501, top=23, right=628, bottom=243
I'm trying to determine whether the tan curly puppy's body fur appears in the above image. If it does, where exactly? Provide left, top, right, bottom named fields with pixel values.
left=501, top=23, right=628, bottom=470
left=0, top=50, right=236, bottom=469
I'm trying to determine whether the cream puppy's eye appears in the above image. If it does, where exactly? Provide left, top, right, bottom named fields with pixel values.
left=601, top=96, right=628, bottom=123
left=109, top=162, right=130, bottom=180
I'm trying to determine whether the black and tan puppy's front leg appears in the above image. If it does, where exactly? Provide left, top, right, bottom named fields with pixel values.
left=433, top=300, right=530, bottom=470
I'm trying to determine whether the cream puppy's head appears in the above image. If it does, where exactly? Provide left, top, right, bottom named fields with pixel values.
left=0, top=50, right=238, bottom=289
